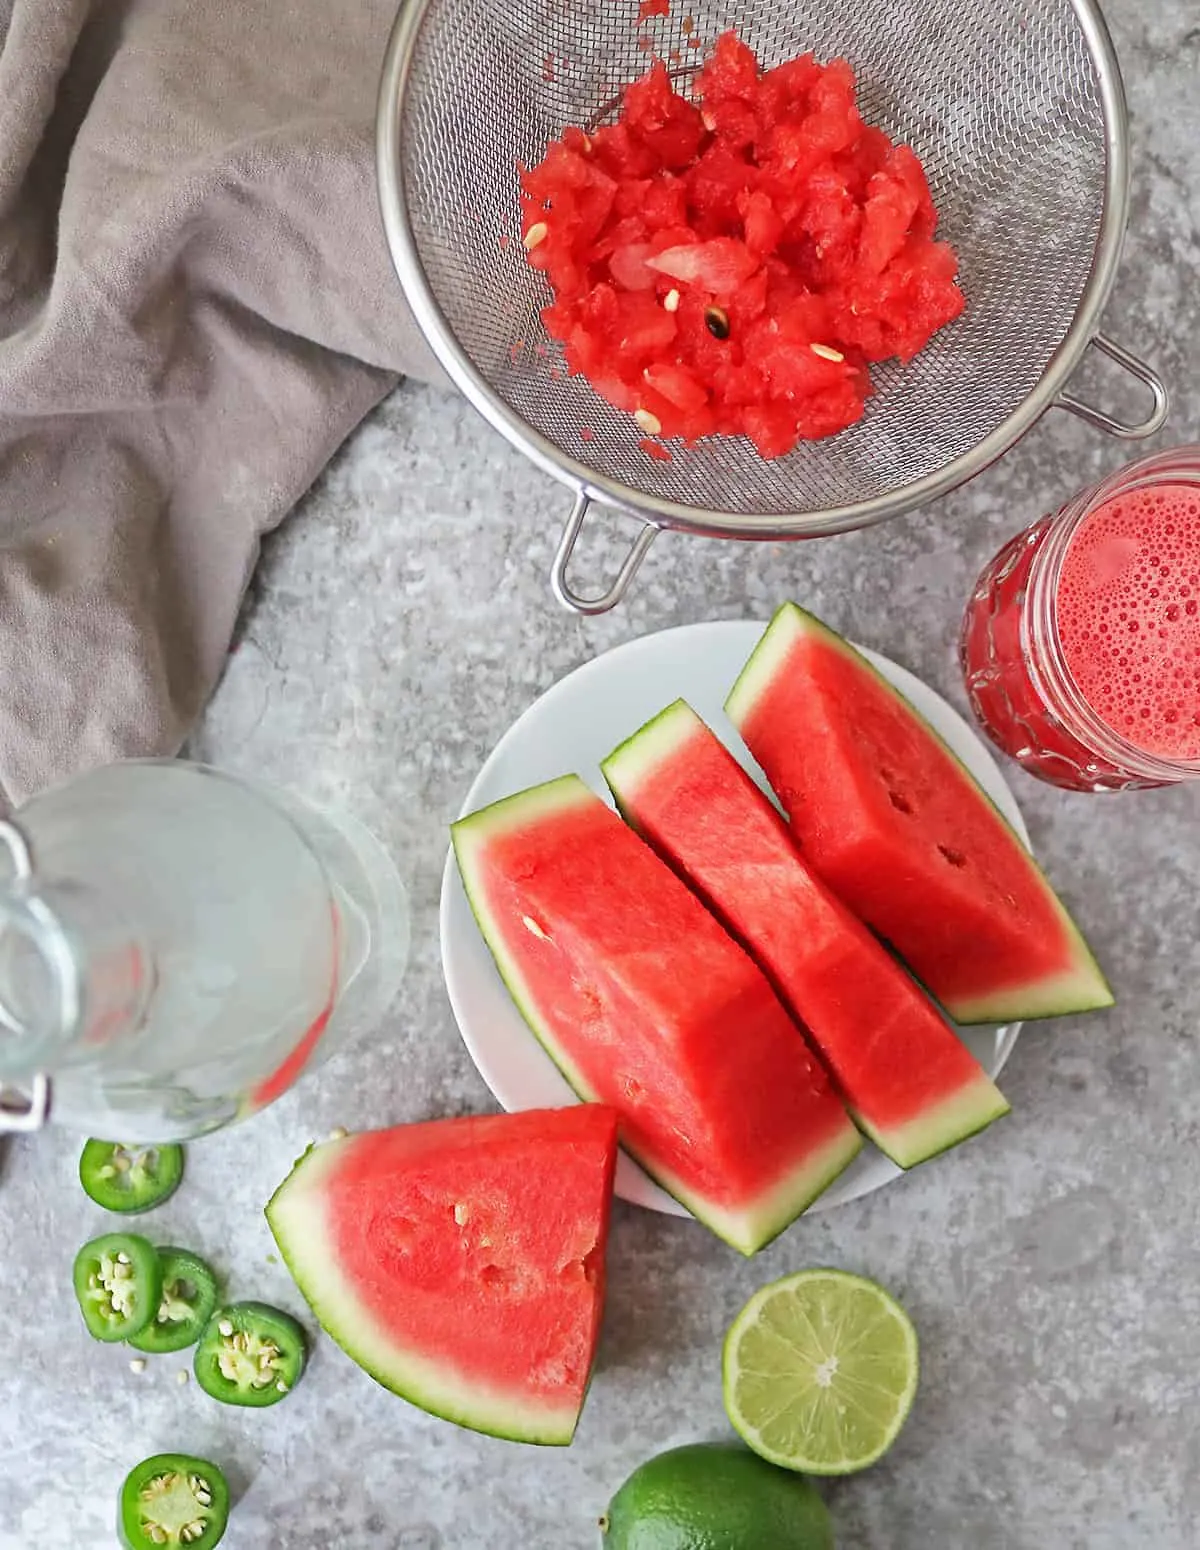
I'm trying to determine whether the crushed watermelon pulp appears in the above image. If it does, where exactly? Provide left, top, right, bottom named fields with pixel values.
left=519, top=31, right=965, bottom=460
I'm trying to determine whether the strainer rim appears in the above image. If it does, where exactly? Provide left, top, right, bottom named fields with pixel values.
left=377, top=0, right=1130, bottom=539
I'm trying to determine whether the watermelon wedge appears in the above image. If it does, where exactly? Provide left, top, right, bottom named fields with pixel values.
left=602, top=701, right=1009, bottom=1168
left=451, top=775, right=861, bottom=1254
left=726, top=604, right=1113, bottom=1024
left=265, top=1106, right=618, bottom=1445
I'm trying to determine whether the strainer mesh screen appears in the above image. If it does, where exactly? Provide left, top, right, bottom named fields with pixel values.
left=396, top=0, right=1106, bottom=518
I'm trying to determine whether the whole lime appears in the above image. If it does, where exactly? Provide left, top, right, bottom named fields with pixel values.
left=599, top=1441, right=834, bottom=1550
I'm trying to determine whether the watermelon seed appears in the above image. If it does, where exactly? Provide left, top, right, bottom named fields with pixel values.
left=523, top=222, right=548, bottom=250
left=887, top=790, right=913, bottom=815
left=938, top=845, right=967, bottom=868
left=634, top=408, right=662, bottom=436
left=704, top=305, right=731, bottom=340
left=454, top=1202, right=471, bottom=1226
left=663, top=288, right=681, bottom=313
left=522, top=915, right=549, bottom=940
left=811, top=343, right=845, bottom=363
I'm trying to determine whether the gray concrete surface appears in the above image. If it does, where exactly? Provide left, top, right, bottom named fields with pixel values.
left=2, top=2, right=1199, bottom=1545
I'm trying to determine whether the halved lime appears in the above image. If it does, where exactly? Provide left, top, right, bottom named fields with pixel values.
left=723, top=1268, right=919, bottom=1476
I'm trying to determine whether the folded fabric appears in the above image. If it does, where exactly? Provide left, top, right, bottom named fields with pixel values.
left=0, top=0, right=445, bottom=805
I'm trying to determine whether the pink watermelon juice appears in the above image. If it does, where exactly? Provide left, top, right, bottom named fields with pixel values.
left=961, top=447, right=1200, bottom=791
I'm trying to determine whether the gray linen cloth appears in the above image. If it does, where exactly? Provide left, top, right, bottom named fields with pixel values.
left=0, top=0, right=444, bottom=805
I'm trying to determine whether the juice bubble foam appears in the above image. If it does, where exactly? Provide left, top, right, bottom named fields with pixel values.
left=1057, top=482, right=1200, bottom=761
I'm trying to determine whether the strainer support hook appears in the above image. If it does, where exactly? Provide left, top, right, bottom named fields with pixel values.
left=551, top=494, right=658, bottom=616
left=1056, top=333, right=1170, bottom=440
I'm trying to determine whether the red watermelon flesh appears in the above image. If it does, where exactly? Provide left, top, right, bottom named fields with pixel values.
left=602, top=700, right=1009, bottom=1168
left=726, top=604, right=1113, bottom=1024
left=265, top=1105, right=618, bottom=1445
left=451, top=775, right=862, bottom=1254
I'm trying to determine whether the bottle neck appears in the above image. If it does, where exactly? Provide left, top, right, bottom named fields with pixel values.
left=0, top=879, right=151, bottom=1085
left=1024, top=450, right=1200, bottom=786
left=0, top=890, right=81, bottom=1079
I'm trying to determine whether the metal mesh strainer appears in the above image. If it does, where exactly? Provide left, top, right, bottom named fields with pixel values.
left=378, top=0, right=1168, bottom=612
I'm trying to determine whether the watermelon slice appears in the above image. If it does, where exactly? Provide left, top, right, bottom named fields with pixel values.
left=451, top=775, right=861, bottom=1254
left=726, top=604, right=1113, bottom=1024
left=265, top=1105, right=618, bottom=1445
left=602, top=700, right=1010, bottom=1167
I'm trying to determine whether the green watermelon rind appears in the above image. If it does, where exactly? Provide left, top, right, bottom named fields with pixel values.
left=451, top=774, right=863, bottom=1256
left=265, top=1137, right=586, bottom=1446
left=602, top=698, right=701, bottom=806
left=604, top=698, right=1012, bottom=1169
left=726, top=602, right=1114, bottom=1025
left=851, top=1073, right=1011, bottom=1170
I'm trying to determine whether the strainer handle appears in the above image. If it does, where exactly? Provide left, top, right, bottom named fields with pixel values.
left=550, top=494, right=658, bottom=616
left=1056, top=333, right=1170, bottom=441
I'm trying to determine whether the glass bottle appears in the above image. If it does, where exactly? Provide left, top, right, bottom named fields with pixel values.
left=0, top=761, right=409, bottom=1140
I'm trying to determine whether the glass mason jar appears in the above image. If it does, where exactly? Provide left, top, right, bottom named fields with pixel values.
left=960, top=446, right=1200, bottom=792
left=0, top=762, right=409, bottom=1140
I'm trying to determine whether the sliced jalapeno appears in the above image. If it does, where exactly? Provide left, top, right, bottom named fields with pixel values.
left=194, top=1301, right=307, bottom=1407
left=128, top=1248, right=219, bottom=1355
left=73, top=1233, right=163, bottom=1343
left=80, top=1139, right=185, bottom=1214
left=118, top=1452, right=229, bottom=1548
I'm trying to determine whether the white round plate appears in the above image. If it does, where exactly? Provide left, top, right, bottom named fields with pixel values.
left=440, top=621, right=1025, bottom=1217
